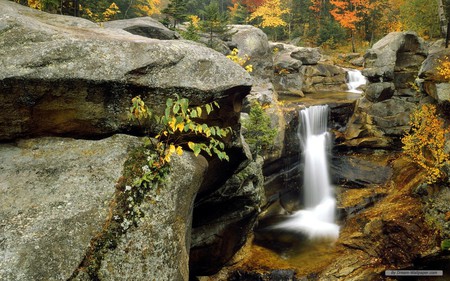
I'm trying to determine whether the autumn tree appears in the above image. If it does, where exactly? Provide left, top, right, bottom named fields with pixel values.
left=248, top=0, right=289, bottom=28
left=402, top=104, right=450, bottom=184
left=399, top=0, right=439, bottom=39
left=132, top=0, right=161, bottom=16
left=329, top=0, right=373, bottom=52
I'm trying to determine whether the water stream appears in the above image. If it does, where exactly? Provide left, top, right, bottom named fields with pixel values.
left=346, top=69, right=367, bottom=93
left=273, top=105, right=339, bottom=240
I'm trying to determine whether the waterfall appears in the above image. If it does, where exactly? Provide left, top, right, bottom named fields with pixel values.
left=274, top=105, right=339, bottom=240
left=346, top=70, right=366, bottom=93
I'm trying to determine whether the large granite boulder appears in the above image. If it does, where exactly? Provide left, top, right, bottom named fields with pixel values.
left=230, top=25, right=273, bottom=79
left=0, top=0, right=252, bottom=141
left=341, top=32, right=429, bottom=148
left=103, top=17, right=180, bottom=40
left=418, top=48, right=450, bottom=103
left=0, top=135, right=207, bottom=281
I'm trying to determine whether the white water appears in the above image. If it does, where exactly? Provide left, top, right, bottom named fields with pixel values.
left=274, top=105, right=339, bottom=240
left=346, top=70, right=366, bottom=93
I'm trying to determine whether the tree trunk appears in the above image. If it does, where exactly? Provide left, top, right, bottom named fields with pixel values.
left=438, top=0, right=448, bottom=38
left=446, top=21, right=450, bottom=48
left=351, top=30, right=356, bottom=53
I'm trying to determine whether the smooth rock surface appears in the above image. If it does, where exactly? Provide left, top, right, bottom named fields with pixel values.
left=0, top=0, right=251, bottom=141
left=0, top=134, right=139, bottom=281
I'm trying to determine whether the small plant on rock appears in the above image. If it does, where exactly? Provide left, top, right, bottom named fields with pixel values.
left=227, top=48, right=253, bottom=73
left=242, top=101, right=277, bottom=156
left=401, top=104, right=450, bottom=184
left=129, top=95, right=231, bottom=184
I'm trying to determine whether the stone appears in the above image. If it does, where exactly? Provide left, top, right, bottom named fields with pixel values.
left=97, top=151, right=208, bottom=281
left=419, top=49, right=450, bottom=102
left=190, top=156, right=265, bottom=275
left=0, top=134, right=209, bottom=281
left=103, top=17, right=180, bottom=40
left=272, top=43, right=303, bottom=72
left=340, top=32, right=429, bottom=148
left=301, top=64, right=348, bottom=93
left=0, top=135, right=139, bottom=281
left=230, top=25, right=273, bottom=79
left=0, top=1, right=252, bottom=141
left=290, top=47, right=322, bottom=65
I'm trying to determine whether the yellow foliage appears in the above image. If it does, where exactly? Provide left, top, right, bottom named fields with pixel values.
left=189, top=15, right=200, bottom=28
left=226, top=48, right=253, bottom=73
left=28, top=0, right=43, bottom=10
left=103, top=2, right=121, bottom=21
left=437, top=56, right=450, bottom=81
left=402, top=104, right=450, bottom=184
left=134, top=0, right=161, bottom=16
left=249, top=0, right=290, bottom=28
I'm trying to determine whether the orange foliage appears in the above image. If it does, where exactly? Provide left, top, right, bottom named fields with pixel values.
left=329, top=0, right=372, bottom=30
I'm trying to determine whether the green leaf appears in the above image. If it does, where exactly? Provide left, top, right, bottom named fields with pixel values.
left=173, top=103, right=180, bottom=114
left=166, top=98, right=173, bottom=108
left=191, top=109, right=198, bottom=118
left=193, top=144, right=201, bottom=156
left=196, top=107, right=202, bottom=117
left=206, top=104, right=212, bottom=115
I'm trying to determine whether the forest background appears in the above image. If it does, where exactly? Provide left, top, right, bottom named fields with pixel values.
left=11, top=0, right=449, bottom=54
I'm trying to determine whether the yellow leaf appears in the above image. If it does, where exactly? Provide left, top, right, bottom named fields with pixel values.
left=176, top=146, right=183, bottom=156
left=176, top=122, right=185, bottom=132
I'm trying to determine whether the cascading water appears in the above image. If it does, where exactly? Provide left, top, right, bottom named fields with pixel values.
left=274, top=105, right=339, bottom=240
left=346, top=70, right=366, bottom=93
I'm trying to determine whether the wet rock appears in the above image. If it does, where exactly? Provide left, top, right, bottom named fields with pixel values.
left=103, top=17, right=180, bottom=39
left=0, top=1, right=251, bottom=141
left=190, top=156, right=266, bottom=276
left=331, top=151, right=393, bottom=187
left=229, top=269, right=298, bottom=281
left=364, top=82, right=395, bottom=102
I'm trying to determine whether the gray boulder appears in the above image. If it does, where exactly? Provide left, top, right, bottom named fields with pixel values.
left=230, top=25, right=273, bottom=79
left=103, top=17, right=180, bottom=40
left=0, top=135, right=207, bottom=281
left=341, top=32, right=429, bottom=148
left=0, top=135, right=138, bottom=281
left=0, top=0, right=251, bottom=141
left=291, top=47, right=322, bottom=65
left=418, top=48, right=450, bottom=102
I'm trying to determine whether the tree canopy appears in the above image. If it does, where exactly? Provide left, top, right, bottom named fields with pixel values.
left=12, top=0, right=446, bottom=49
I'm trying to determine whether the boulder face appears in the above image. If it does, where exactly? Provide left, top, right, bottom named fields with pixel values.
left=103, top=17, right=180, bottom=40
left=418, top=48, right=450, bottom=103
left=270, top=43, right=347, bottom=96
left=0, top=135, right=208, bottom=281
left=230, top=25, right=273, bottom=79
left=0, top=0, right=252, bottom=141
left=341, top=32, right=429, bottom=148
